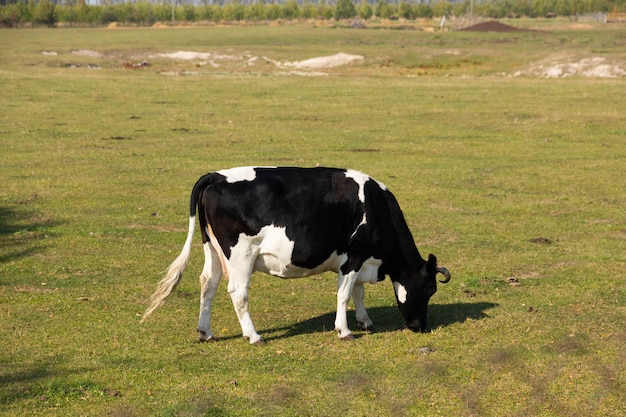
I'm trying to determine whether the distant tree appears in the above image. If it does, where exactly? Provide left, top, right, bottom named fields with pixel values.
left=320, top=4, right=334, bottom=19
left=283, top=0, right=300, bottom=19
left=3, top=0, right=626, bottom=28
left=415, top=4, right=434, bottom=18
left=511, top=0, right=533, bottom=16
left=265, top=4, right=281, bottom=20
left=432, top=0, right=452, bottom=17
left=479, top=0, right=508, bottom=17
left=100, top=6, right=116, bottom=24
left=568, top=0, right=586, bottom=14
left=300, top=2, right=317, bottom=19
left=335, top=0, right=356, bottom=19
left=553, top=0, right=571, bottom=14
left=398, top=1, right=416, bottom=19
left=374, top=0, right=392, bottom=18
left=358, top=1, right=373, bottom=19
left=532, top=0, right=555, bottom=16
left=198, top=4, right=213, bottom=21
left=182, top=4, right=195, bottom=21
left=153, top=3, right=172, bottom=22
left=245, top=2, right=266, bottom=21
left=33, top=0, right=56, bottom=26
left=74, top=0, right=92, bottom=24
left=55, top=5, right=77, bottom=26
left=0, top=2, right=29, bottom=27
left=222, top=1, right=244, bottom=21
left=589, top=0, right=612, bottom=12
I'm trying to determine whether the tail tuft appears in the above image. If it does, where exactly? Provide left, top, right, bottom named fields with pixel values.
left=141, top=216, right=195, bottom=323
left=142, top=172, right=214, bottom=323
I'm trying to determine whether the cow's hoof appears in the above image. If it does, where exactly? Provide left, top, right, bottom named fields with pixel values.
left=198, top=329, right=217, bottom=343
left=340, top=333, right=355, bottom=341
left=199, top=336, right=217, bottom=343
left=244, top=335, right=265, bottom=346
left=357, top=322, right=375, bottom=332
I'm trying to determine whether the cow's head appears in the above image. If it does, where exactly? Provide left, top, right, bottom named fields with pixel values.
left=393, top=254, right=451, bottom=332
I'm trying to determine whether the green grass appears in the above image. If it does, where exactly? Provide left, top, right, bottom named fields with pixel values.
left=1, top=22, right=625, bottom=416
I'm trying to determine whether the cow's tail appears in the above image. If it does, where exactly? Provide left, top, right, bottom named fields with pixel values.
left=141, top=173, right=217, bottom=323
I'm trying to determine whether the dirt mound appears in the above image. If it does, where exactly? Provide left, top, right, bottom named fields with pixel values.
left=461, top=20, right=526, bottom=32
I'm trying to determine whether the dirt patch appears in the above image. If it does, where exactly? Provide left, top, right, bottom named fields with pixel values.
left=150, top=50, right=363, bottom=75
left=152, top=51, right=242, bottom=61
left=515, top=53, right=625, bottom=78
left=282, top=53, right=364, bottom=69
left=349, top=148, right=380, bottom=153
left=529, top=237, right=553, bottom=244
left=70, top=49, right=103, bottom=57
left=102, top=136, right=132, bottom=141
left=460, top=20, right=527, bottom=32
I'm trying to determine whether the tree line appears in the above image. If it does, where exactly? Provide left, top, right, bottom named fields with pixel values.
left=1, top=0, right=624, bottom=28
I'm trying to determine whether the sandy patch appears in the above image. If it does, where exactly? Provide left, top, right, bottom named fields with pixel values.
left=278, top=70, right=328, bottom=77
left=281, top=53, right=364, bottom=69
left=153, top=51, right=242, bottom=61
left=151, top=50, right=364, bottom=75
left=567, top=23, right=596, bottom=29
left=515, top=53, right=625, bottom=78
left=150, top=51, right=245, bottom=69
left=155, top=51, right=364, bottom=70
left=70, top=49, right=103, bottom=57
left=160, top=71, right=201, bottom=76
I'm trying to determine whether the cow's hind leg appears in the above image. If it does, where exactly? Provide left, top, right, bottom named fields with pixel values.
left=352, top=282, right=374, bottom=331
left=227, top=268, right=263, bottom=346
left=197, top=242, right=222, bottom=342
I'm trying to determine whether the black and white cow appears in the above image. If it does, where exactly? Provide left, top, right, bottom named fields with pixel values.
left=142, top=166, right=450, bottom=345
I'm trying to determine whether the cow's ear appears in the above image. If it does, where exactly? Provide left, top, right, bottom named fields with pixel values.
left=426, top=254, right=438, bottom=271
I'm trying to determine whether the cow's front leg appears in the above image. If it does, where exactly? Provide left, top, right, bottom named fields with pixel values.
left=335, top=271, right=357, bottom=340
left=227, top=275, right=263, bottom=345
left=197, top=242, right=222, bottom=342
left=352, top=282, right=373, bottom=331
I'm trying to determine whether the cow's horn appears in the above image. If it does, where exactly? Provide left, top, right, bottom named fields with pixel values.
left=436, top=267, right=451, bottom=283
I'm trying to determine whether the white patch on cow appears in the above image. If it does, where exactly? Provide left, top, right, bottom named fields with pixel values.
left=393, top=281, right=408, bottom=304
left=344, top=170, right=387, bottom=238
left=217, top=166, right=275, bottom=183
left=253, top=225, right=295, bottom=276
left=228, top=224, right=344, bottom=278
left=344, top=169, right=387, bottom=203
left=356, top=257, right=383, bottom=284
left=350, top=212, right=368, bottom=240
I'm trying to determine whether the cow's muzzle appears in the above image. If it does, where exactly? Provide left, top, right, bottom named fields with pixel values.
left=407, top=320, right=427, bottom=333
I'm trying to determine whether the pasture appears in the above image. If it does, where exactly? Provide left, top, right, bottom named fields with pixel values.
left=1, top=20, right=625, bottom=416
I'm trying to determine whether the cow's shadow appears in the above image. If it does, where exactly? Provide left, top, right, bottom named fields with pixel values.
left=259, top=301, right=498, bottom=342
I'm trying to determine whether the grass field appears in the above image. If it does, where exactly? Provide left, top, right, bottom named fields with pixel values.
left=1, top=20, right=625, bottom=416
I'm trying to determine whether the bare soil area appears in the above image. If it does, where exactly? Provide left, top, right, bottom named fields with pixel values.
left=460, top=20, right=528, bottom=32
